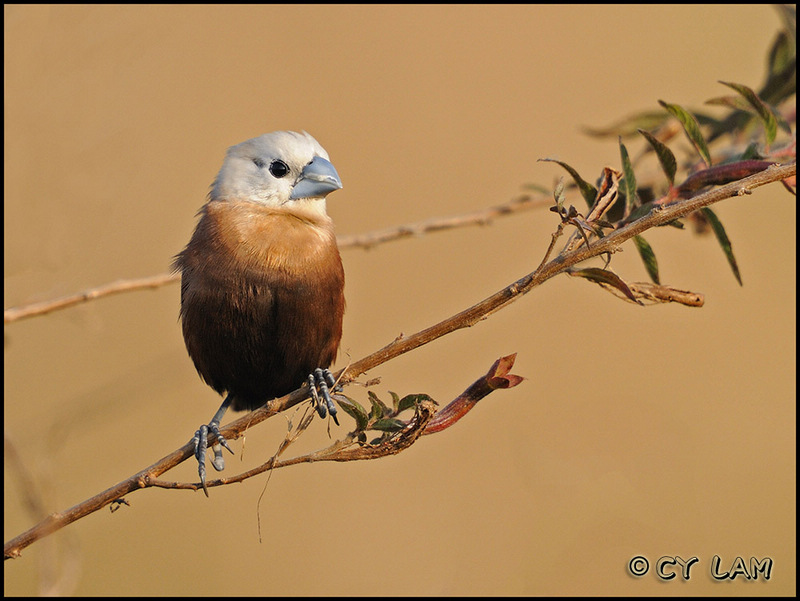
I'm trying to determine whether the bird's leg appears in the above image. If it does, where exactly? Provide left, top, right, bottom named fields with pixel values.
left=308, top=368, right=340, bottom=425
left=193, top=394, right=235, bottom=496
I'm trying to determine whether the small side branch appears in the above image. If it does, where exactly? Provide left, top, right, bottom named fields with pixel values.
left=3, top=355, right=520, bottom=558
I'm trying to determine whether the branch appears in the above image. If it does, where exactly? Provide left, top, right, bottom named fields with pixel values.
left=338, top=192, right=549, bottom=248
left=3, top=273, right=179, bottom=324
left=324, top=162, right=795, bottom=389
left=4, top=161, right=793, bottom=559
left=3, top=355, right=521, bottom=559
left=3, top=193, right=550, bottom=324
left=422, top=353, right=525, bottom=435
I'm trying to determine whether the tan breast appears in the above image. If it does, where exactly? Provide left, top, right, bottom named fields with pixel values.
left=205, top=199, right=338, bottom=275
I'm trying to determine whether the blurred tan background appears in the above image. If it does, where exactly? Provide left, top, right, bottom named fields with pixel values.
left=4, top=4, right=795, bottom=596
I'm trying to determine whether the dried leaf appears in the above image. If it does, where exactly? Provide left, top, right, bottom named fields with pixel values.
left=627, top=282, right=705, bottom=307
left=553, top=176, right=566, bottom=212
left=586, top=167, right=621, bottom=223
left=568, top=267, right=641, bottom=304
left=658, top=100, right=713, bottom=167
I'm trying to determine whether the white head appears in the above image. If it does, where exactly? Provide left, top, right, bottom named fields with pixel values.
left=210, top=131, right=342, bottom=216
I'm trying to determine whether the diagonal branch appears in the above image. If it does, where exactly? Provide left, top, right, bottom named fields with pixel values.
left=3, top=161, right=794, bottom=560
left=322, top=162, right=795, bottom=390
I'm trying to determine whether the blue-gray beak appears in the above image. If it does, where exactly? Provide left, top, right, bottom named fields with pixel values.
left=290, top=156, right=343, bottom=200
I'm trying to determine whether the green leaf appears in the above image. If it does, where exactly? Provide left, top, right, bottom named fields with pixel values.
left=737, top=142, right=763, bottom=161
left=658, top=100, right=713, bottom=167
left=582, top=110, right=672, bottom=138
left=774, top=4, right=796, bottom=42
left=705, top=94, right=756, bottom=113
left=397, top=393, right=436, bottom=414
left=538, top=158, right=597, bottom=208
left=622, top=202, right=655, bottom=225
left=701, top=207, right=742, bottom=286
left=767, top=29, right=793, bottom=76
left=521, top=183, right=552, bottom=195
left=758, top=54, right=796, bottom=108
left=618, top=138, right=638, bottom=210
left=335, top=395, right=369, bottom=431
left=719, top=81, right=778, bottom=145
left=633, top=235, right=660, bottom=284
left=637, top=129, right=677, bottom=186
left=367, top=390, right=389, bottom=420
left=767, top=7, right=796, bottom=105
left=774, top=109, right=794, bottom=136
left=388, top=390, right=401, bottom=412
left=370, top=418, right=407, bottom=433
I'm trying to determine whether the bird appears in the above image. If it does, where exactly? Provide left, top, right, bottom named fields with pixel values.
left=172, top=131, right=345, bottom=495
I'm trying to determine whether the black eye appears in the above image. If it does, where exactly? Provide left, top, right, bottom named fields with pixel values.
left=269, top=160, right=290, bottom=178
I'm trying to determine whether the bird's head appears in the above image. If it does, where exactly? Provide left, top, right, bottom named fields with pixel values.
left=210, top=131, right=342, bottom=217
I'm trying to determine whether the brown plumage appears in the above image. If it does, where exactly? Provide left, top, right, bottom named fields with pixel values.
left=175, top=198, right=344, bottom=411
left=173, top=131, right=345, bottom=493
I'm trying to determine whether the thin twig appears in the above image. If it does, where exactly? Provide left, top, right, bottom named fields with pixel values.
left=3, top=194, right=550, bottom=324
left=3, top=273, right=179, bottom=324
left=338, top=193, right=549, bottom=249
left=2, top=356, right=509, bottom=558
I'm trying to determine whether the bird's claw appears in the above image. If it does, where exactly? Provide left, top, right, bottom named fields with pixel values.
left=308, top=368, right=340, bottom=425
left=193, top=421, right=234, bottom=496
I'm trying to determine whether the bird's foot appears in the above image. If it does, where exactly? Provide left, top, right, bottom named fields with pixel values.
left=308, top=368, right=340, bottom=425
left=193, top=420, right=234, bottom=496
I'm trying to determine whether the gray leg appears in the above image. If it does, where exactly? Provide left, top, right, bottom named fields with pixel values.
left=308, top=368, right=340, bottom=425
left=193, top=394, right=235, bottom=496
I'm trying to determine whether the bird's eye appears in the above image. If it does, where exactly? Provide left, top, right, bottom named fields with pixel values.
left=269, top=160, right=290, bottom=178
